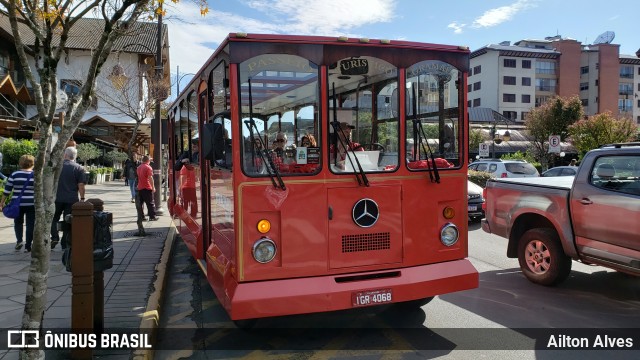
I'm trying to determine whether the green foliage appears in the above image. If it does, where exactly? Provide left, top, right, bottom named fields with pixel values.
left=468, top=169, right=492, bottom=188
left=568, top=112, right=638, bottom=157
left=469, top=128, right=487, bottom=155
left=104, top=151, right=129, bottom=165
left=76, top=143, right=101, bottom=164
left=525, top=95, right=584, bottom=169
left=0, top=139, right=39, bottom=166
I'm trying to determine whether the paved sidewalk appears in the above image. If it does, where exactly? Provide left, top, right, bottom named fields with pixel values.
left=0, top=181, right=176, bottom=360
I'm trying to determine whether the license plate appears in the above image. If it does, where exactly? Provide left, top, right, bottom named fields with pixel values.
left=352, top=289, right=392, bottom=307
left=468, top=205, right=477, bottom=211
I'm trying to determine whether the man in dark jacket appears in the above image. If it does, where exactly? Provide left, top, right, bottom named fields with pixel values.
left=51, top=147, right=86, bottom=249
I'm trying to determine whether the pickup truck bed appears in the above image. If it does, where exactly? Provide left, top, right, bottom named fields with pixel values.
left=481, top=145, right=640, bottom=286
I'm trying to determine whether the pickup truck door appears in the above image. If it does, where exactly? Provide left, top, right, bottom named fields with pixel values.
left=570, top=155, right=640, bottom=264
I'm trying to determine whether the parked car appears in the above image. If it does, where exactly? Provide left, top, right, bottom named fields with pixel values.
left=481, top=143, right=640, bottom=286
left=467, top=180, right=485, bottom=222
left=468, top=159, right=539, bottom=178
left=541, top=166, right=578, bottom=177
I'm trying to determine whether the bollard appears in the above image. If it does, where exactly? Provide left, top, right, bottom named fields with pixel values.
left=87, top=198, right=108, bottom=335
left=70, top=201, right=94, bottom=360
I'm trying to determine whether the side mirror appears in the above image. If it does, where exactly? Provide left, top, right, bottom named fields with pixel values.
left=201, top=123, right=224, bottom=166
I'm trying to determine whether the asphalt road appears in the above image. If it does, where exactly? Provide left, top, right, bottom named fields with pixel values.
left=154, top=223, right=640, bottom=359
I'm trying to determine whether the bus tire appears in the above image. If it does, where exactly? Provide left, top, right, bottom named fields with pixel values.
left=517, top=228, right=571, bottom=286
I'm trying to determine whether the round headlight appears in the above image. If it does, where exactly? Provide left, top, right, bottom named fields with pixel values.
left=252, top=238, right=276, bottom=263
left=440, top=223, right=459, bottom=246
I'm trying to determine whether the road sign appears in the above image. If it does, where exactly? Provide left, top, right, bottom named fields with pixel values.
left=479, top=143, right=490, bottom=157
left=549, top=135, right=561, bottom=153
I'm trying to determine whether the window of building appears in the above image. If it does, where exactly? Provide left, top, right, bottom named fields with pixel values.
left=521, top=111, right=529, bottom=121
left=473, top=65, right=481, bottom=75
left=595, top=79, right=599, bottom=86
left=535, top=96, right=550, bottom=107
left=468, top=100, right=472, bottom=107
left=637, top=100, right=640, bottom=108
left=620, top=66, right=633, bottom=79
left=503, top=111, right=517, bottom=120
left=535, top=78, right=556, bottom=92
left=473, top=98, right=481, bottom=107
left=503, top=76, right=516, bottom=85
left=580, top=66, right=589, bottom=75
left=503, top=93, right=516, bottom=102
left=503, top=59, right=516, bottom=68
left=473, top=82, right=481, bottom=91
left=522, top=60, right=531, bottom=69
left=637, top=116, right=640, bottom=124
left=638, top=83, right=640, bottom=91
left=581, top=99, right=589, bottom=106
left=619, top=83, right=633, bottom=95
left=468, top=84, right=472, bottom=92
left=535, top=61, right=556, bottom=75
left=580, top=82, right=589, bottom=91
left=619, top=99, right=632, bottom=112
left=61, top=79, right=81, bottom=96
left=522, top=77, right=531, bottom=86
left=522, top=94, right=531, bottom=103
left=596, top=63, right=599, bottom=70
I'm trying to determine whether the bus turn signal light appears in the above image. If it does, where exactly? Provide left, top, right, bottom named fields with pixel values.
left=443, top=207, right=455, bottom=219
left=257, top=219, right=271, bottom=234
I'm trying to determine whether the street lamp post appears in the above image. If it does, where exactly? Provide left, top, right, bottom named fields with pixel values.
left=152, top=10, right=165, bottom=215
left=489, top=121, right=511, bottom=159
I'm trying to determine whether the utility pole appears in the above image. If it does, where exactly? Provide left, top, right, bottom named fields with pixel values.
left=152, top=8, right=164, bottom=215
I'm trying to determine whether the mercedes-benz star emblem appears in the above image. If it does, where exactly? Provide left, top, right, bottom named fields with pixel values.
left=352, top=198, right=379, bottom=228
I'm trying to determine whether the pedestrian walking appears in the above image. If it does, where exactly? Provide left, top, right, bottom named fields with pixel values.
left=51, top=147, right=86, bottom=250
left=1, top=154, right=35, bottom=252
left=136, top=155, right=157, bottom=221
left=125, top=159, right=138, bottom=202
left=179, top=159, right=197, bottom=217
left=0, top=151, right=7, bottom=181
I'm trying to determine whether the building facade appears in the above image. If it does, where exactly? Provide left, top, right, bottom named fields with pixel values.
left=0, top=12, right=170, bottom=153
left=469, top=35, right=640, bottom=124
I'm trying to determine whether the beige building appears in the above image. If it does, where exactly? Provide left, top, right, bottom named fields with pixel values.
left=469, top=35, right=640, bottom=124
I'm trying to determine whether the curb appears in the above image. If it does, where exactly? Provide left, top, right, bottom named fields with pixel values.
left=132, top=220, right=177, bottom=360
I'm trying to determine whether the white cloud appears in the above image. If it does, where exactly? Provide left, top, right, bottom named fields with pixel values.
left=448, top=22, right=466, bottom=34
left=167, top=0, right=397, bottom=76
left=472, top=0, right=536, bottom=28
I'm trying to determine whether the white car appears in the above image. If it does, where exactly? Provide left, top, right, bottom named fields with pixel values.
left=468, top=159, right=539, bottom=178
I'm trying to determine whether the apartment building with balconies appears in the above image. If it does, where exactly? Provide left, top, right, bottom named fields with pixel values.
left=469, top=35, right=640, bottom=124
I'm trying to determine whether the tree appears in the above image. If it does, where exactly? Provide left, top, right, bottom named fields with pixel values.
left=525, top=95, right=584, bottom=170
left=104, top=150, right=130, bottom=166
left=76, top=143, right=101, bottom=165
left=468, top=128, right=486, bottom=157
left=96, top=63, right=169, bottom=161
left=0, top=1, right=207, bottom=359
left=568, top=112, right=638, bottom=156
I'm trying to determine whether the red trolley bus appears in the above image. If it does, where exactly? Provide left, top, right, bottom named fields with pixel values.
left=168, top=33, right=478, bottom=322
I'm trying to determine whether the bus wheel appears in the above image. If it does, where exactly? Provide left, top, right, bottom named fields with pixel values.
left=517, top=228, right=572, bottom=286
left=393, top=296, right=434, bottom=310
left=233, top=319, right=257, bottom=329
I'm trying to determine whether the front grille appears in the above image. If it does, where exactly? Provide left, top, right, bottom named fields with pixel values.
left=342, top=232, right=390, bottom=253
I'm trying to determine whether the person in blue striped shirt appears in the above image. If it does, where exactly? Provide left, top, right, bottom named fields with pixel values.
left=1, top=155, right=35, bottom=252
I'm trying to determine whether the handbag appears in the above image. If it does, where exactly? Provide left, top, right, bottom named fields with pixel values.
left=2, top=171, right=33, bottom=219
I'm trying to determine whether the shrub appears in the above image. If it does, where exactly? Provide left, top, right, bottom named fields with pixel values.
left=468, top=170, right=492, bottom=188
left=1, top=139, right=39, bottom=167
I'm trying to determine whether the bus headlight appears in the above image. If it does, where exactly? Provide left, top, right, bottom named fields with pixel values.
left=252, top=238, right=277, bottom=263
left=440, top=223, right=459, bottom=246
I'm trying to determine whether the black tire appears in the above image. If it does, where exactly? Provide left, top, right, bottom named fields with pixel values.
left=517, top=228, right=572, bottom=286
left=233, top=319, right=257, bottom=329
left=393, top=296, right=435, bottom=310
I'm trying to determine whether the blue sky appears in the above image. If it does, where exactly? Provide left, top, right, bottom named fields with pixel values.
left=167, top=0, right=638, bottom=98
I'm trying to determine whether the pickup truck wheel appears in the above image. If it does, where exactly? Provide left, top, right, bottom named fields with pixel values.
left=517, top=228, right=572, bottom=286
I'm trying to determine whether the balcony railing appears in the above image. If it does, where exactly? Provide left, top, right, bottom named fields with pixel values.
left=536, top=85, right=556, bottom=92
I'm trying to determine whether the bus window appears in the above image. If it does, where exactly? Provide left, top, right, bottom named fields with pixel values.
left=239, top=54, right=321, bottom=176
left=328, top=56, right=398, bottom=173
left=405, top=60, right=461, bottom=170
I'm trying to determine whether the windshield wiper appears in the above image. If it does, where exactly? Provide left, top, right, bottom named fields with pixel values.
left=332, top=83, right=369, bottom=187
left=245, top=78, right=285, bottom=190
left=412, top=87, right=440, bottom=184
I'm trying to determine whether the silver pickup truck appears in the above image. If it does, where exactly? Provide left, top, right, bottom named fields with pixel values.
left=482, top=143, right=640, bottom=286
